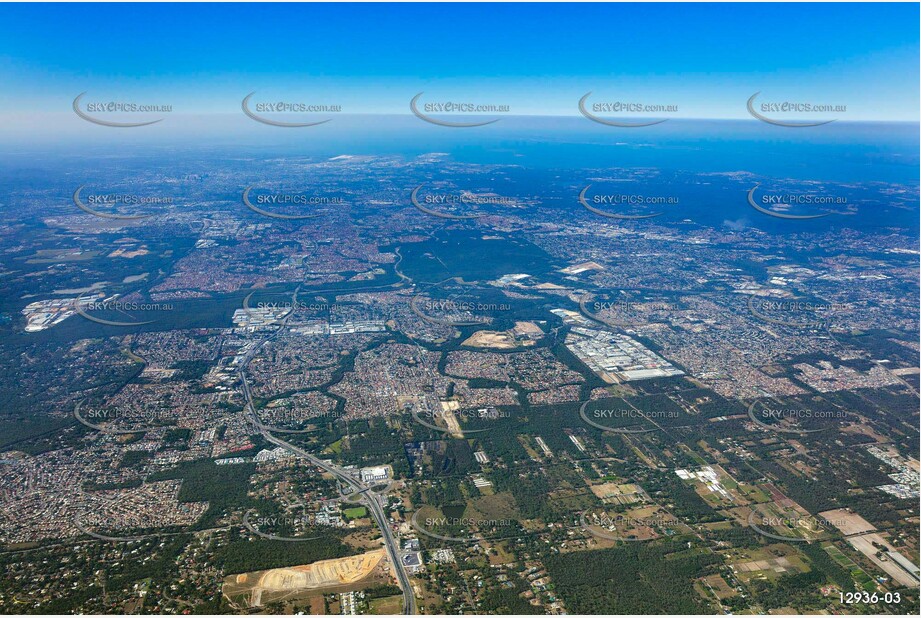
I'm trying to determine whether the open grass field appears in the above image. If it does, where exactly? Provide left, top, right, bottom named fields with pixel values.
left=370, top=594, right=403, bottom=614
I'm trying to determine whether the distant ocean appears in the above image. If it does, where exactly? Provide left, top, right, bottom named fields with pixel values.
left=1, top=116, right=917, bottom=186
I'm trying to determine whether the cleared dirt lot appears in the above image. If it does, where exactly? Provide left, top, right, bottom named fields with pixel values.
left=223, top=549, right=389, bottom=607
left=818, top=508, right=876, bottom=536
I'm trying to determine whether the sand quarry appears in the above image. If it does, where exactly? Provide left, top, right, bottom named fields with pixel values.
left=224, top=549, right=387, bottom=607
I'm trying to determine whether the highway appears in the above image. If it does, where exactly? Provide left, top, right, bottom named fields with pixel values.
left=237, top=327, right=417, bottom=614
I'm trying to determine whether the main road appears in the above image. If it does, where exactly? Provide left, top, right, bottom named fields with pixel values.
left=237, top=324, right=416, bottom=614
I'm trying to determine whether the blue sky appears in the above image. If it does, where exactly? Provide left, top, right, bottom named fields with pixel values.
left=0, top=2, right=918, bottom=122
